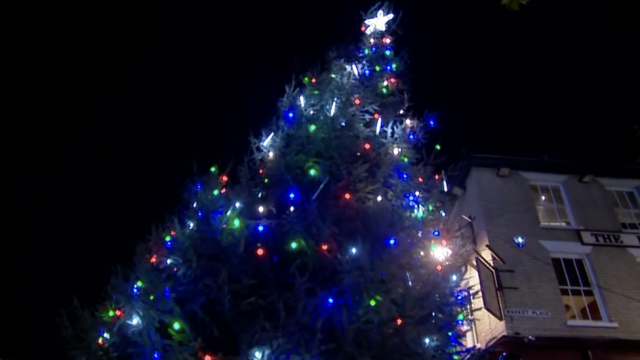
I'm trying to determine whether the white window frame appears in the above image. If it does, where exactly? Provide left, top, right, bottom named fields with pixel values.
left=529, top=182, right=577, bottom=228
left=539, top=240, right=619, bottom=328
left=607, top=187, right=640, bottom=233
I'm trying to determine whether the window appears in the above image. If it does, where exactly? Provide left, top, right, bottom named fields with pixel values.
left=608, top=189, right=640, bottom=232
left=551, top=256, right=604, bottom=322
left=529, top=184, right=572, bottom=226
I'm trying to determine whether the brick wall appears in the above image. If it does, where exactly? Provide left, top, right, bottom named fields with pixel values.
left=457, top=167, right=640, bottom=346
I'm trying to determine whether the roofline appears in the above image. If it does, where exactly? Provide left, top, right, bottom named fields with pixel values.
left=450, top=153, right=640, bottom=191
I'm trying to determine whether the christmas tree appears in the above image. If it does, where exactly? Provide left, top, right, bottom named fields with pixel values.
left=64, top=4, right=477, bottom=360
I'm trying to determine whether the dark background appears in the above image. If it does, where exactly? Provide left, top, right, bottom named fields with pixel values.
left=7, top=0, right=638, bottom=358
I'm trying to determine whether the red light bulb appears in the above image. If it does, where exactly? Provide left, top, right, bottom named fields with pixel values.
left=373, top=113, right=380, bottom=119
left=221, top=175, right=228, bottom=182
left=389, top=77, right=396, bottom=84
left=259, top=168, right=264, bottom=174
left=150, top=255, right=157, bottom=264
left=396, top=317, right=403, bottom=326
left=205, top=356, right=213, bottom=360
left=311, top=77, right=317, bottom=84
left=436, top=264, right=443, bottom=271
left=364, top=142, right=371, bottom=150
left=361, top=25, right=366, bottom=32
left=441, top=239, right=448, bottom=246
left=354, top=98, right=361, bottom=105
left=344, top=193, right=351, bottom=200
left=170, top=230, right=176, bottom=236
left=221, top=188, right=226, bottom=194
left=321, top=244, right=328, bottom=250
left=418, top=176, right=424, bottom=183
left=256, top=248, right=264, bottom=256
left=435, top=174, right=439, bottom=180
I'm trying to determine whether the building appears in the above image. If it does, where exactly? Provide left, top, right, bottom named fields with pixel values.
left=450, top=155, right=640, bottom=360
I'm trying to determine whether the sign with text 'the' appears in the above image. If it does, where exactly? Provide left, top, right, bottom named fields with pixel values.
left=579, top=231, right=640, bottom=248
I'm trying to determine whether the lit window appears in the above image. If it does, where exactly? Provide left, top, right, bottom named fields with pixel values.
left=608, top=189, right=640, bottom=232
left=529, top=184, right=572, bottom=226
left=551, top=256, right=604, bottom=322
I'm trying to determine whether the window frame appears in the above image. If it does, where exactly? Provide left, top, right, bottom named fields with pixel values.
left=529, top=182, right=577, bottom=228
left=607, top=187, right=640, bottom=233
left=550, top=253, right=608, bottom=322
left=539, top=240, right=619, bottom=328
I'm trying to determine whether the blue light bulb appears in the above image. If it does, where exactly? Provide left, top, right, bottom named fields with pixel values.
left=328, top=297, right=334, bottom=304
left=433, top=230, right=440, bottom=236
left=258, top=225, right=264, bottom=232
left=389, top=238, right=396, bottom=245
left=289, top=192, right=295, bottom=199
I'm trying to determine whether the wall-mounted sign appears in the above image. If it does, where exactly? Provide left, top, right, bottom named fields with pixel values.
left=579, top=231, right=640, bottom=248
left=505, top=308, right=550, bottom=317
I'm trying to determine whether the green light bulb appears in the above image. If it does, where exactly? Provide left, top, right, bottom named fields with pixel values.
left=364, top=49, right=369, bottom=54
left=213, top=189, right=219, bottom=195
left=435, top=144, right=441, bottom=150
left=172, top=321, right=180, bottom=330
left=382, top=87, right=388, bottom=94
left=149, top=295, right=154, bottom=300
left=291, top=241, right=298, bottom=249
left=108, top=310, right=114, bottom=317
left=309, top=124, right=316, bottom=132
left=430, top=242, right=436, bottom=250
left=264, top=178, right=269, bottom=183
left=402, top=156, right=408, bottom=162
left=233, top=219, right=240, bottom=227
left=369, top=299, right=376, bottom=306
left=309, top=169, right=317, bottom=176
left=385, top=50, right=391, bottom=56
left=136, top=280, right=143, bottom=287
left=303, top=76, right=309, bottom=84
left=375, top=65, right=380, bottom=71
left=164, top=235, right=171, bottom=241
left=210, top=166, right=216, bottom=172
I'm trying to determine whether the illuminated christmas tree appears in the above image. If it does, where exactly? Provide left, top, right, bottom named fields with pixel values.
left=64, top=4, right=477, bottom=360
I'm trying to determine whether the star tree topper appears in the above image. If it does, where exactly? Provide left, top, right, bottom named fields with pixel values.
left=364, top=10, right=394, bottom=35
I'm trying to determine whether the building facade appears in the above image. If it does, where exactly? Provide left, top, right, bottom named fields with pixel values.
left=451, top=155, right=640, bottom=360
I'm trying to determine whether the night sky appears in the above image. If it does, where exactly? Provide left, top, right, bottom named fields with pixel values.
left=7, top=0, right=638, bottom=358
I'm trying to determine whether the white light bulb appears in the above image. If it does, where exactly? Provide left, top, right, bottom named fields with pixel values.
left=268, top=151, right=274, bottom=158
left=369, top=37, right=375, bottom=44
left=258, top=206, right=264, bottom=213
left=399, top=109, right=404, bottom=114
left=452, top=274, right=458, bottom=281
left=376, top=117, right=382, bottom=135
left=377, top=195, right=382, bottom=202
left=254, top=351, right=262, bottom=359
left=351, top=247, right=357, bottom=254
left=420, top=251, right=425, bottom=256
left=432, top=247, right=452, bottom=261
left=235, top=202, right=241, bottom=208
left=405, top=119, right=411, bottom=125
left=310, top=110, right=314, bottom=114
left=290, top=206, right=294, bottom=212
left=383, top=80, right=388, bottom=86
left=192, top=202, right=197, bottom=208
left=393, top=147, right=400, bottom=155
left=188, top=221, right=194, bottom=229
left=299, top=95, right=305, bottom=108
left=424, top=337, right=430, bottom=345
left=415, top=191, right=420, bottom=196
left=330, top=98, right=337, bottom=116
